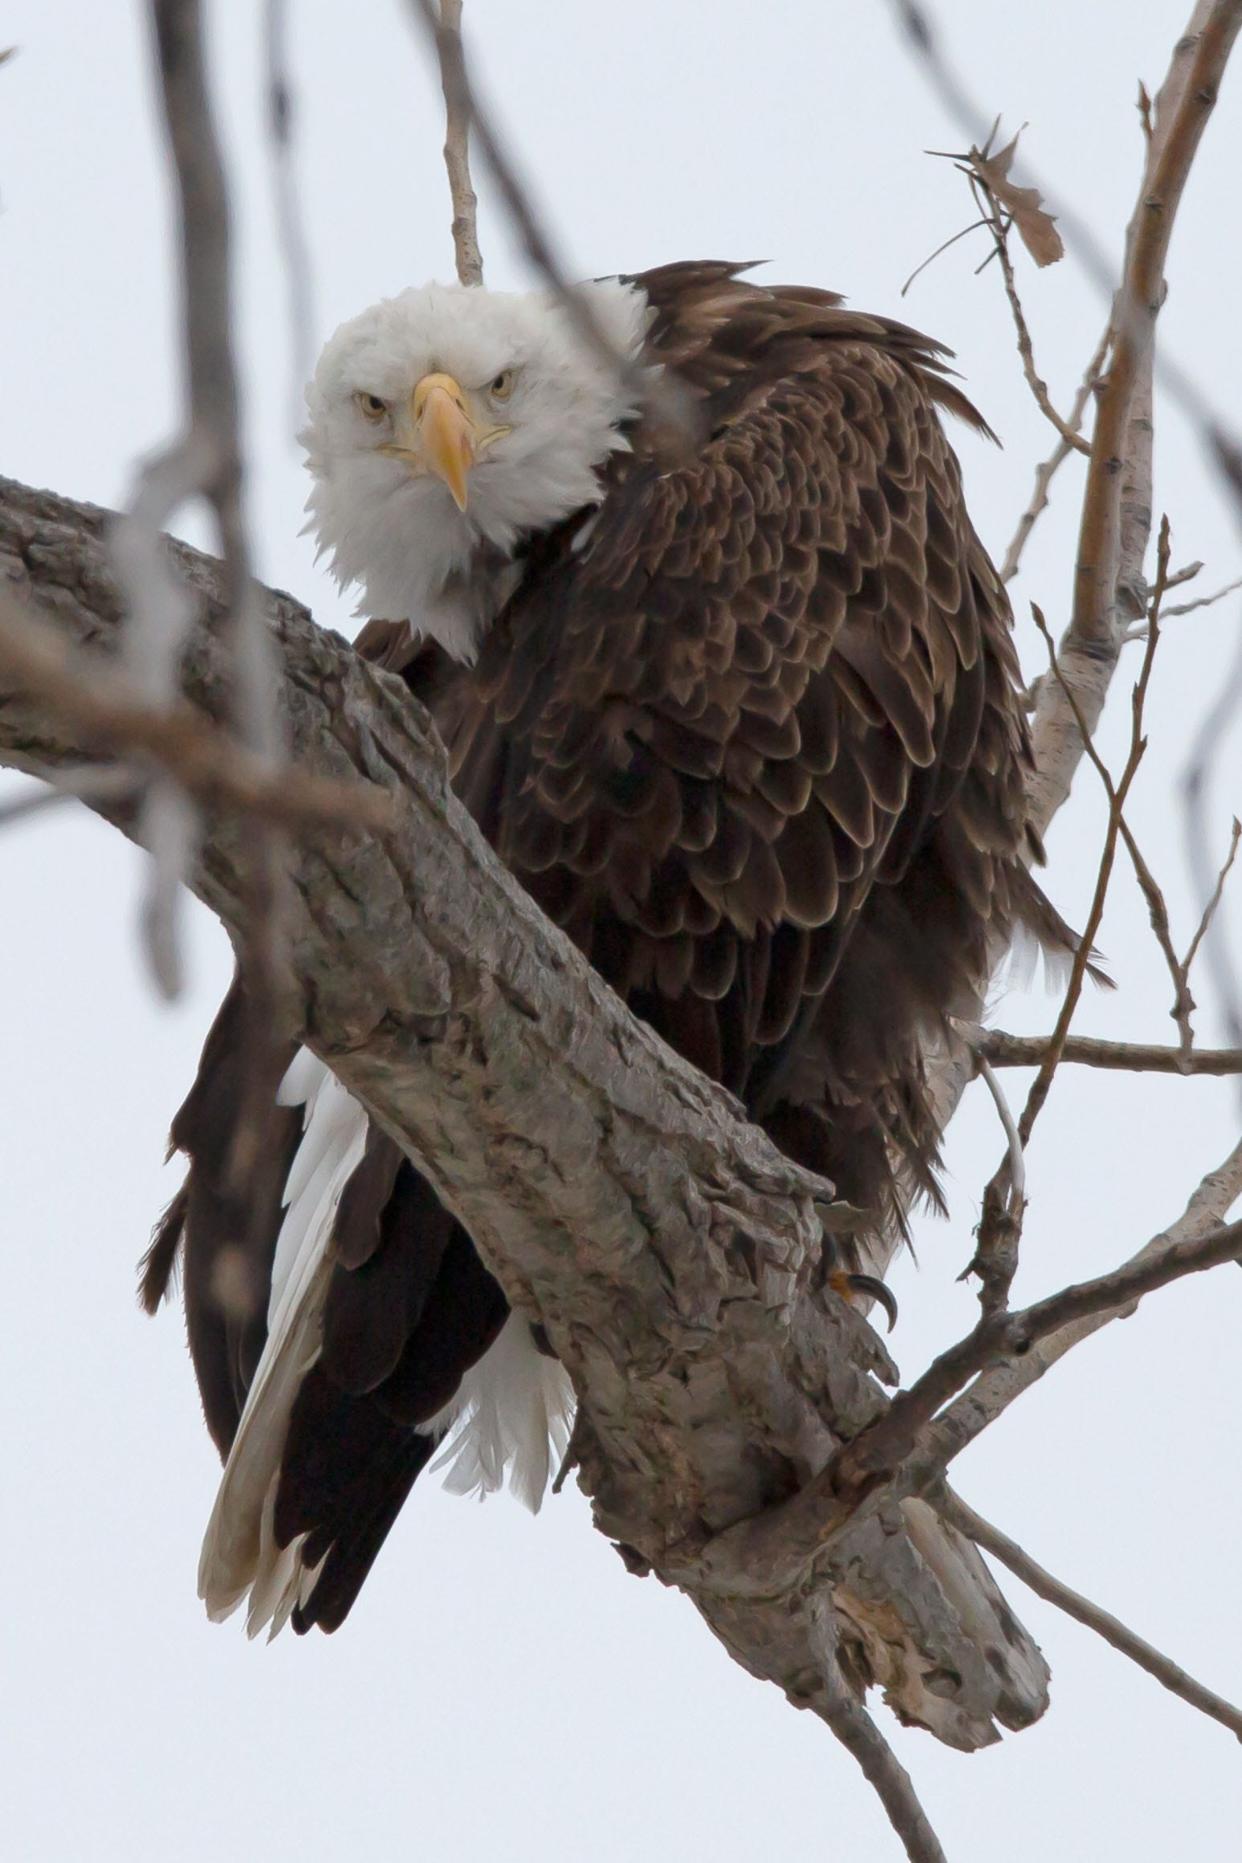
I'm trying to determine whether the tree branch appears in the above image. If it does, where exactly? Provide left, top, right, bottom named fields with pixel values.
left=977, top=1030, right=1242, bottom=1076
left=967, top=168, right=1089, bottom=456
left=0, top=473, right=1051, bottom=1752
left=688, top=1135, right=1242, bottom=1604
left=883, top=4, right=1241, bottom=1320
left=939, top=1491, right=1242, bottom=1744
left=0, top=590, right=389, bottom=834
left=433, top=0, right=483, bottom=287
left=1028, top=3, right=1242, bottom=835
left=998, top=321, right=1110, bottom=584
left=403, top=0, right=696, bottom=448
left=812, top=1603, right=949, bottom=1863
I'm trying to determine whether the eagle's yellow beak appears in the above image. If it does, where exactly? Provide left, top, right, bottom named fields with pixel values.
left=412, top=372, right=475, bottom=512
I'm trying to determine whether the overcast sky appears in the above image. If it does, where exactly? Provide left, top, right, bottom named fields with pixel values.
left=3, top=4, right=1242, bottom=1859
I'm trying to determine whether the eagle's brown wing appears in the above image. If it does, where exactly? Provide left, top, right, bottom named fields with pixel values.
left=448, top=265, right=1049, bottom=1224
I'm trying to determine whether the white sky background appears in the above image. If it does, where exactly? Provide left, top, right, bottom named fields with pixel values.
left=2, top=2, right=1241, bottom=1857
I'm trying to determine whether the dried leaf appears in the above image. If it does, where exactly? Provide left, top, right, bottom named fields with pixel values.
left=972, top=132, right=1064, bottom=268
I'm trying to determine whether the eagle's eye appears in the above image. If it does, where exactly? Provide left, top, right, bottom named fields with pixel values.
left=355, top=391, right=388, bottom=422
left=488, top=370, right=515, bottom=402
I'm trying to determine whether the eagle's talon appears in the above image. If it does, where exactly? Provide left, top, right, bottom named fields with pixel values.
left=828, top=1268, right=899, bottom=1334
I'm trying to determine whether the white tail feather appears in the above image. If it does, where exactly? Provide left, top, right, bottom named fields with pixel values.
left=428, top=1312, right=575, bottom=1514
left=197, top=1049, right=576, bottom=1637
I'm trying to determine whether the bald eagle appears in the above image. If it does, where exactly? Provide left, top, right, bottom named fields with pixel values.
left=142, top=261, right=1074, bottom=1638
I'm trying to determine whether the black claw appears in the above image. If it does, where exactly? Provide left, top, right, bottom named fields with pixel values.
left=846, top=1272, right=899, bottom=1334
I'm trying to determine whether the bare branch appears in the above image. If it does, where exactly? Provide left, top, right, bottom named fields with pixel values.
left=999, top=321, right=1110, bottom=583
left=975, top=1056, right=1025, bottom=1204
left=434, top=0, right=483, bottom=287
left=1022, top=6, right=1242, bottom=839
left=1120, top=562, right=1242, bottom=638
left=977, top=1030, right=1242, bottom=1076
left=836, top=1212, right=1242, bottom=1511
left=1183, top=816, right=1242, bottom=980
left=1037, top=568, right=1228, bottom=1055
left=146, top=0, right=296, bottom=1185
left=0, top=763, right=139, bottom=828
left=105, top=1, right=290, bottom=1002
left=892, top=0, right=1242, bottom=843
left=1070, top=7, right=1242, bottom=652
left=1164, top=571, right=1242, bottom=617
left=939, top=1491, right=1242, bottom=1744
left=1182, top=616, right=1242, bottom=1099
left=912, top=1132, right=1242, bottom=1486
left=0, top=590, right=390, bottom=835
left=264, top=0, right=316, bottom=433
left=403, top=0, right=696, bottom=448
left=812, top=1604, right=948, bottom=1863
left=964, top=168, right=1087, bottom=454
left=967, top=562, right=1168, bottom=1315
left=696, top=1145, right=1242, bottom=1604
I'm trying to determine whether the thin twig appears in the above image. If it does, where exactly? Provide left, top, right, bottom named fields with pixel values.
left=999, top=321, right=1110, bottom=583
left=975, top=1057, right=1025, bottom=1203
left=264, top=0, right=316, bottom=434
left=1182, top=598, right=1242, bottom=1105
left=1165, top=572, right=1242, bottom=617
left=0, top=764, right=139, bottom=828
left=1163, top=558, right=1206, bottom=592
left=1037, top=549, right=1208, bottom=1052
left=404, top=0, right=695, bottom=447
left=968, top=556, right=1167, bottom=1313
left=899, top=215, right=990, bottom=297
left=977, top=1030, right=1242, bottom=1076
left=1036, top=517, right=1170, bottom=1036
left=1183, top=817, right=1242, bottom=980
left=0, top=593, right=390, bottom=835
left=434, top=0, right=483, bottom=287
left=940, top=1491, right=1242, bottom=1744
left=968, top=173, right=1089, bottom=455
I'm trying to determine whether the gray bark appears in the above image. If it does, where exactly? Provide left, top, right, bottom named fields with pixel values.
left=0, top=474, right=1049, bottom=1748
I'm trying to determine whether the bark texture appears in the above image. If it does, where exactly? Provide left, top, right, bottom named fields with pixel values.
left=0, top=474, right=1049, bottom=1747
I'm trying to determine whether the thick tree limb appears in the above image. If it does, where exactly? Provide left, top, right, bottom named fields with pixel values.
left=0, top=474, right=1050, bottom=1751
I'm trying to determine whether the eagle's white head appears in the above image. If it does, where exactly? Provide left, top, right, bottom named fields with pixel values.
left=301, top=278, right=651, bottom=661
